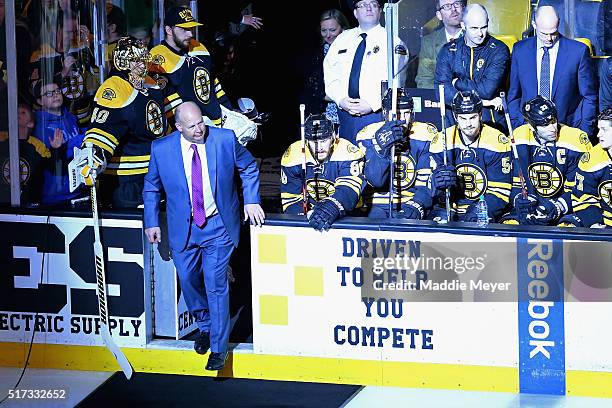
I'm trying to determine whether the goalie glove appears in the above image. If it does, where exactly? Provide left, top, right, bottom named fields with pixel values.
left=220, top=104, right=257, bottom=146
left=68, top=143, right=106, bottom=192
left=308, top=197, right=345, bottom=232
left=373, top=120, right=404, bottom=157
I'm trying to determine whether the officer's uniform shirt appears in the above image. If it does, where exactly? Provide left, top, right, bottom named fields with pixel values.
left=83, top=73, right=169, bottom=180
left=324, top=25, right=404, bottom=113
left=571, top=144, right=612, bottom=227
left=429, top=124, right=512, bottom=220
left=149, top=40, right=227, bottom=125
left=281, top=138, right=366, bottom=214
left=356, top=121, right=435, bottom=216
left=510, top=124, right=592, bottom=213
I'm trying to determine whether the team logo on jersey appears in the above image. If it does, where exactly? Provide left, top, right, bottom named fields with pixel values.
left=579, top=133, right=590, bottom=145
left=151, top=54, right=165, bottom=65
left=154, top=74, right=168, bottom=90
left=306, top=178, right=335, bottom=200
left=499, top=134, right=509, bottom=144
left=599, top=181, right=612, bottom=207
left=476, top=58, right=485, bottom=69
left=394, top=154, right=417, bottom=189
left=146, top=101, right=165, bottom=136
left=193, top=67, right=211, bottom=104
left=528, top=162, right=564, bottom=197
left=580, top=152, right=590, bottom=163
left=62, top=72, right=85, bottom=100
left=2, top=157, right=30, bottom=185
left=102, top=88, right=116, bottom=101
left=456, top=163, right=486, bottom=199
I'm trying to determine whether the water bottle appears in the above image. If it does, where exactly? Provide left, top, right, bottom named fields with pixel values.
left=476, top=195, right=489, bottom=227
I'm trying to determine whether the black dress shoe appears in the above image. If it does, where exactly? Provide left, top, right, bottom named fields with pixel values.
left=194, top=332, right=210, bottom=355
left=205, top=351, right=228, bottom=371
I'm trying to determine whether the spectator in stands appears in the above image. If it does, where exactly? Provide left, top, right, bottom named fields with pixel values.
left=416, top=0, right=464, bottom=89
left=0, top=103, right=49, bottom=205
left=507, top=6, right=598, bottom=138
left=435, top=4, right=509, bottom=131
left=281, top=114, right=365, bottom=230
left=324, top=0, right=406, bottom=144
left=106, top=4, right=127, bottom=69
left=32, top=78, right=85, bottom=206
left=602, top=59, right=612, bottom=111
left=301, top=9, right=350, bottom=123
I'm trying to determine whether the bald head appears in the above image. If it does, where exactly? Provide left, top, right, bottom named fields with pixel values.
left=533, top=6, right=560, bottom=47
left=176, top=102, right=206, bottom=143
left=462, top=4, right=489, bottom=47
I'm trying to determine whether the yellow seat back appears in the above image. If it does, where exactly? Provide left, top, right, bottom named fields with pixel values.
left=468, top=0, right=532, bottom=40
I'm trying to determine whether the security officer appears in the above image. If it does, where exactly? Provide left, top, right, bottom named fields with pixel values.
left=435, top=4, right=510, bottom=130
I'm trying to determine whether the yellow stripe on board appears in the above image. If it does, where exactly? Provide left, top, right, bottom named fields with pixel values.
left=567, top=370, right=612, bottom=398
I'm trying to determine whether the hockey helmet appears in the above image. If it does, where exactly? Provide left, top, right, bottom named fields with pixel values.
left=113, top=36, right=150, bottom=74
left=522, top=96, right=557, bottom=127
left=304, top=114, right=334, bottom=141
left=382, top=87, right=414, bottom=119
left=451, top=91, right=483, bottom=115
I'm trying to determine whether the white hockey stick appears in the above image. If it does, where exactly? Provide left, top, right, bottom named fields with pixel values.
left=86, top=142, right=134, bottom=379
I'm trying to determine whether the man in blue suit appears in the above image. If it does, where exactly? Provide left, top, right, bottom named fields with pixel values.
left=143, top=102, right=265, bottom=371
left=507, top=6, right=598, bottom=137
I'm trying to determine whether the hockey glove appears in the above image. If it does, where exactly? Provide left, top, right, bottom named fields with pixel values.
left=398, top=201, right=424, bottom=220
left=373, top=120, right=404, bottom=157
left=557, top=214, right=585, bottom=228
left=68, top=144, right=106, bottom=192
left=308, top=197, right=345, bottom=232
left=430, top=165, right=457, bottom=192
left=524, top=198, right=563, bottom=225
left=513, top=193, right=539, bottom=224
left=463, top=202, right=485, bottom=223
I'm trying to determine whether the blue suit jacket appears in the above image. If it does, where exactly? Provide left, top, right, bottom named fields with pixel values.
left=507, top=36, right=598, bottom=135
left=143, top=128, right=260, bottom=251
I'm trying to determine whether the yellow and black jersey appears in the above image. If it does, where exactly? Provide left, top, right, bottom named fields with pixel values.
left=430, top=124, right=512, bottom=220
left=83, top=73, right=168, bottom=178
left=511, top=124, right=592, bottom=212
left=0, top=135, right=50, bottom=204
left=571, top=145, right=612, bottom=227
left=357, top=121, right=435, bottom=216
left=281, top=138, right=366, bottom=214
left=149, top=40, right=226, bottom=125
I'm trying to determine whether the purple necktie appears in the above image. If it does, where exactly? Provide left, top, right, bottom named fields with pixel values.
left=191, top=144, right=206, bottom=227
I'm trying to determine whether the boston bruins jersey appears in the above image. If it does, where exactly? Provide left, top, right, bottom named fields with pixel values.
left=83, top=73, right=169, bottom=179
left=571, top=145, right=612, bottom=227
left=149, top=40, right=227, bottom=125
left=511, top=124, right=592, bottom=212
left=0, top=135, right=49, bottom=204
left=430, top=124, right=512, bottom=220
left=356, top=121, right=435, bottom=216
left=281, top=138, right=366, bottom=214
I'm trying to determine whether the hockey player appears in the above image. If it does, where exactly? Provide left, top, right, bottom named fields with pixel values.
left=72, top=36, right=170, bottom=208
left=501, top=96, right=592, bottom=225
left=281, top=114, right=366, bottom=231
left=356, top=87, right=435, bottom=219
left=559, top=108, right=612, bottom=228
left=430, top=91, right=512, bottom=222
left=149, top=6, right=229, bottom=126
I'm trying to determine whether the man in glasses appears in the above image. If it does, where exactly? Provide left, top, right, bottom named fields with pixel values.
left=416, top=0, right=464, bottom=89
left=324, top=0, right=407, bottom=144
left=435, top=4, right=510, bottom=132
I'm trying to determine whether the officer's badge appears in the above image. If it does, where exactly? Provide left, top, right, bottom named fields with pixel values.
left=373, top=45, right=380, bottom=54
left=499, top=134, right=509, bottom=144
left=579, top=133, right=589, bottom=145
left=476, top=58, right=485, bottom=69
left=101, top=88, right=116, bottom=100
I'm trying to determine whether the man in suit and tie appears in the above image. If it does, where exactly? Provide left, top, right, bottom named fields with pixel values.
left=416, top=0, right=464, bottom=89
left=507, top=5, right=598, bottom=137
left=143, top=102, right=265, bottom=371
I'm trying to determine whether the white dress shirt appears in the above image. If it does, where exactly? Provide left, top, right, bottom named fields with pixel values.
left=324, top=25, right=407, bottom=112
left=180, top=135, right=218, bottom=217
left=445, top=28, right=463, bottom=43
left=536, top=38, right=560, bottom=97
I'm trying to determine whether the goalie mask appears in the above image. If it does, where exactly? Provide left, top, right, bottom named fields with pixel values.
left=522, top=96, right=558, bottom=142
left=305, top=114, right=336, bottom=163
left=382, top=87, right=414, bottom=123
left=113, top=36, right=150, bottom=82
